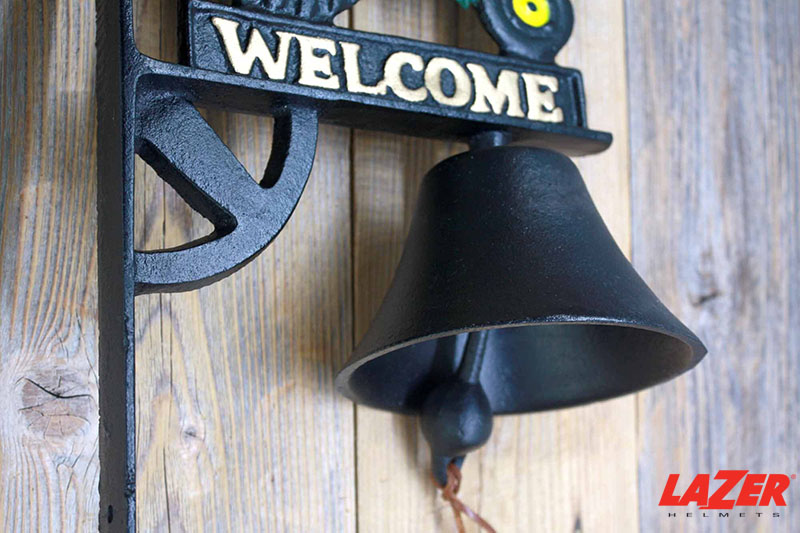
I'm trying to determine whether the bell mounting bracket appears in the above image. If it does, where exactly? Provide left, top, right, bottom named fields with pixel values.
left=96, top=0, right=609, bottom=530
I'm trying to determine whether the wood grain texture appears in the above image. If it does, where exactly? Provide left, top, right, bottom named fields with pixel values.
left=351, top=1, right=634, bottom=531
left=133, top=121, right=355, bottom=533
left=132, top=2, right=356, bottom=531
left=0, top=0, right=99, bottom=530
left=627, top=0, right=800, bottom=531
left=350, top=2, right=460, bottom=531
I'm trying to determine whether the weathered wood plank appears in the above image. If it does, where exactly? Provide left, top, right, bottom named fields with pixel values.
left=351, top=2, right=460, bottom=530
left=627, top=0, right=800, bottom=531
left=132, top=2, right=357, bottom=531
left=352, top=1, right=635, bottom=531
left=0, top=0, right=99, bottom=530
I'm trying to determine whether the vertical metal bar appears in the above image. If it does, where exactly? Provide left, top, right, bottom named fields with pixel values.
left=96, top=0, right=137, bottom=530
left=457, top=330, right=489, bottom=384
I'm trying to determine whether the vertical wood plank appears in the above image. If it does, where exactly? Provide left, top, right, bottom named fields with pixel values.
left=0, top=0, right=99, bottom=530
left=351, top=2, right=461, bottom=530
left=135, top=120, right=356, bottom=532
left=627, top=0, right=800, bottom=531
left=352, top=1, right=635, bottom=531
left=132, top=3, right=356, bottom=532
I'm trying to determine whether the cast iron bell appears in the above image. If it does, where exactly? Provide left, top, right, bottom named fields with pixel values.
left=336, top=145, right=707, bottom=485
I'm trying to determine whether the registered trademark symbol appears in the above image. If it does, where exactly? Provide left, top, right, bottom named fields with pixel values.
left=792, top=474, right=796, bottom=480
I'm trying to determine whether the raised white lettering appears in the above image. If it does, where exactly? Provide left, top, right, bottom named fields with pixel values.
left=294, top=34, right=341, bottom=89
left=384, top=52, right=428, bottom=102
left=341, top=42, right=387, bottom=95
left=211, top=17, right=291, bottom=80
left=522, top=73, right=563, bottom=123
left=467, top=64, right=524, bottom=117
left=425, top=57, right=471, bottom=107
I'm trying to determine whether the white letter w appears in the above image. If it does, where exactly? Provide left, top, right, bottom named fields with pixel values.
left=211, top=17, right=291, bottom=80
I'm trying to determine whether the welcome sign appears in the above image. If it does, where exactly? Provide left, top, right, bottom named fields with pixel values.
left=186, top=0, right=602, bottom=144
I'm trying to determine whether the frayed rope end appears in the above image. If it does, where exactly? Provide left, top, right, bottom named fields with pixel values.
left=435, top=462, right=497, bottom=533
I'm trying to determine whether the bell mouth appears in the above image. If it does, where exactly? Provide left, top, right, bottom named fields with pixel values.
left=336, top=320, right=706, bottom=416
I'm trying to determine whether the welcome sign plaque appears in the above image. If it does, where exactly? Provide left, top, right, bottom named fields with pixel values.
left=178, top=0, right=611, bottom=151
left=190, top=2, right=579, bottom=127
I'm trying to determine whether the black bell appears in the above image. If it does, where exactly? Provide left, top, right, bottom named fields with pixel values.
left=336, top=145, right=706, bottom=485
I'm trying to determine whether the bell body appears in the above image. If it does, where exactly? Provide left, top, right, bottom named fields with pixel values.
left=336, top=146, right=706, bottom=415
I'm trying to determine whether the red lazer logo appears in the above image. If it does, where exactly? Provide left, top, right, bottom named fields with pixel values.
left=659, top=471, right=791, bottom=509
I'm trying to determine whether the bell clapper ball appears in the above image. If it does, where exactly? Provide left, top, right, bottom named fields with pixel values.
left=421, top=330, right=494, bottom=487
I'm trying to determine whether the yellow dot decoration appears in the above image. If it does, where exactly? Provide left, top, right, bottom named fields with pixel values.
left=513, top=0, right=551, bottom=28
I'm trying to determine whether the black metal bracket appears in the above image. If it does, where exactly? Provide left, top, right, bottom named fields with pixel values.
left=96, top=0, right=610, bottom=529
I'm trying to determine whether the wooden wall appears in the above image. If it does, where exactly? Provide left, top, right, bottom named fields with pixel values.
left=0, top=0, right=796, bottom=531
left=628, top=1, right=800, bottom=531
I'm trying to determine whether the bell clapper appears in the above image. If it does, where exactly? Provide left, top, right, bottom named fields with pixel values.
left=458, top=329, right=490, bottom=384
left=421, top=330, right=494, bottom=486
left=419, top=126, right=505, bottom=486
left=421, top=330, right=496, bottom=532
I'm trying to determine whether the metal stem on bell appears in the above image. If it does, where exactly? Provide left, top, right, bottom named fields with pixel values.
left=458, top=330, right=490, bottom=384
left=423, top=131, right=508, bottom=487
